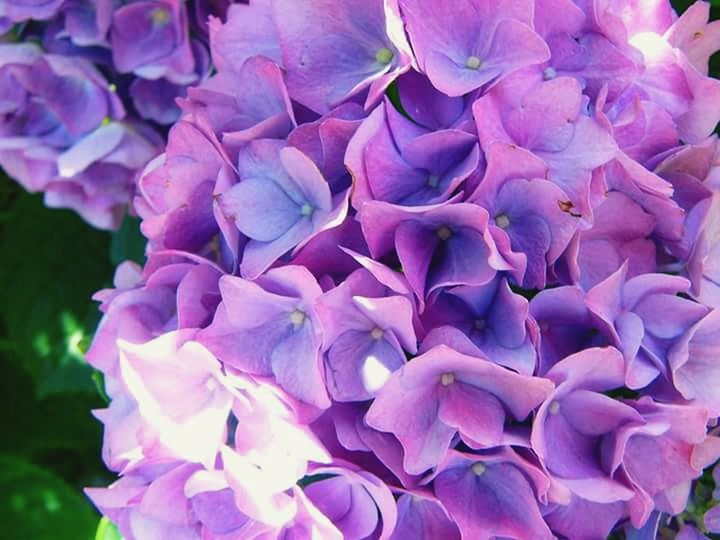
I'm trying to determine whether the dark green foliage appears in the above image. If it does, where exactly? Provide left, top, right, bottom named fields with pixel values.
left=0, top=179, right=115, bottom=538
left=110, top=214, right=146, bottom=267
left=0, top=455, right=99, bottom=540
left=0, top=184, right=113, bottom=396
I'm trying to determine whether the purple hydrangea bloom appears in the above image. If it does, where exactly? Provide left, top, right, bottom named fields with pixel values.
left=110, top=0, right=195, bottom=84
left=0, top=43, right=161, bottom=228
left=531, top=347, right=639, bottom=509
left=365, top=344, right=553, bottom=473
left=135, top=119, right=234, bottom=254
left=346, top=101, right=480, bottom=208
left=420, top=277, right=538, bottom=374
left=359, top=200, right=519, bottom=302
left=86, top=253, right=222, bottom=381
left=80, top=0, right=720, bottom=537
left=315, top=268, right=417, bottom=402
left=586, top=263, right=709, bottom=389
left=1, top=0, right=233, bottom=228
left=272, top=0, right=411, bottom=113
left=570, top=190, right=657, bottom=289
left=389, top=490, right=460, bottom=539
left=0, top=0, right=64, bottom=23
left=473, top=71, right=618, bottom=219
left=304, top=464, right=398, bottom=539
left=431, top=448, right=554, bottom=540
left=198, top=266, right=330, bottom=409
left=399, top=0, right=550, bottom=96
left=218, top=140, right=349, bottom=278
left=180, top=54, right=296, bottom=159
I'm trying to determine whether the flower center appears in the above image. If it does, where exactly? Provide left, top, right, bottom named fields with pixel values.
left=370, top=327, right=384, bottom=340
left=427, top=174, right=440, bottom=188
left=465, top=56, right=482, bottom=70
left=436, top=225, right=453, bottom=241
left=290, top=309, right=307, bottom=327
left=376, top=47, right=394, bottom=65
left=440, top=372, right=455, bottom=386
left=494, top=214, right=510, bottom=229
left=543, top=67, right=557, bottom=80
left=300, top=203, right=315, bottom=217
left=151, top=7, right=171, bottom=26
left=549, top=400, right=560, bottom=415
left=472, top=462, right=486, bottom=475
left=474, top=318, right=486, bottom=330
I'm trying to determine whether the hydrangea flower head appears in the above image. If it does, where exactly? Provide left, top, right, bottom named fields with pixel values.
left=82, top=0, right=720, bottom=538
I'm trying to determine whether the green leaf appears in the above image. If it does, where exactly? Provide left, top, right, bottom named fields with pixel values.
left=95, top=517, right=124, bottom=540
left=297, top=473, right=337, bottom=487
left=0, top=359, right=109, bottom=485
left=385, top=81, right=411, bottom=119
left=0, top=455, right=98, bottom=540
left=110, top=214, right=146, bottom=266
left=0, top=188, right=113, bottom=396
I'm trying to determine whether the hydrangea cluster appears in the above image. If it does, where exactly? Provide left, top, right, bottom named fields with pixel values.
left=85, top=0, right=720, bottom=538
left=0, top=0, right=234, bottom=228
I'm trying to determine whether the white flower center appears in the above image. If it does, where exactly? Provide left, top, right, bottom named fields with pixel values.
left=549, top=400, right=561, bottom=415
left=290, top=309, right=306, bottom=327
left=300, top=203, right=315, bottom=217
left=495, top=214, right=510, bottom=229
left=543, top=67, right=557, bottom=80
left=466, top=56, right=482, bottom=70
left=440, top=372, right=455, bottom=386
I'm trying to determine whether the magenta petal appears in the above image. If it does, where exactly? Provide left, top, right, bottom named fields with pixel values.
left=221, top=177, right=301, bottom=242
left=209, top=1, right=282, bottom=72
left=395, top=219, right=440, bottom=298
left=272, top=322, right=330, bottom=409
left=325, top=331, right=405, bottom=401
left=438, top=382, right=505, bottom=448
left=545, top=496, right=625, bottom=540
left=705, top=505, right=720, bottom=534
left=433, top=451, right=553, bottom=540
left=273, top=0, right=403, bottom=113
left=365, top=345, right=552, bottom=473
left=390, top=493, right=460, bottom=540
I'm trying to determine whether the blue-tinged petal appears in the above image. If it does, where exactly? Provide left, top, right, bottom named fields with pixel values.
left=220, top=177, right=300, bottom=242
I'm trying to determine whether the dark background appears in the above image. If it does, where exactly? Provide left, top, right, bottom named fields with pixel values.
left=0, top=1, right=718, bottom=538
left=0, top=178, right=144, bottom=539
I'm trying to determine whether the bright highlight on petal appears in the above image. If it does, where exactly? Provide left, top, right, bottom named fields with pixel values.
left=361, top=354, right=393, bottom=393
